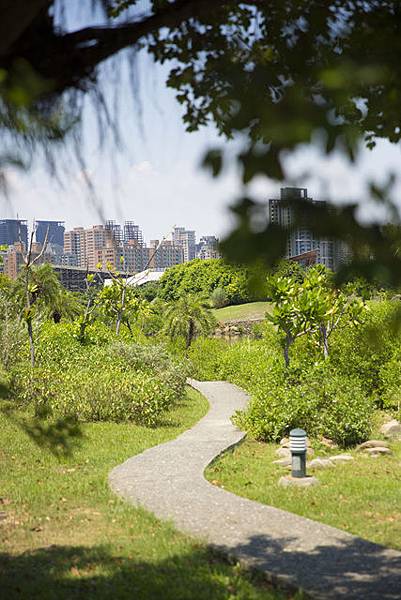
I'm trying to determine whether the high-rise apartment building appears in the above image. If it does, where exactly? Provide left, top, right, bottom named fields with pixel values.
left=64, top=227, right=87, bottom=268
left=3, top=241, right=53, bottom=279
left=105, top=220, right=123, bottom=246
left=122, top=240, right=150, bottom=273
left=196, top=236, right=221, bottom=260
left=123, top=221, right=144, bottom=246
left=35, top=220, right=65, bottom=247
left=64, top=224, right=119, bottom=270
left=149, top=239, right=184, bottom=270
left=85, top=225, right=117, bottom=270
left=0, top=219, right=28, bottom=249
left=172, top=227, right=196, bottom=262
left=268, top=187, right=348, bottom=271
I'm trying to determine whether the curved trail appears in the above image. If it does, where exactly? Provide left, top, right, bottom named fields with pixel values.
left=109, top=380, right=401, bottom=599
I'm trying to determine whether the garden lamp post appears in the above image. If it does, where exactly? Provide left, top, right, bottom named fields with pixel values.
left=289, top=428, right=307, bottom=478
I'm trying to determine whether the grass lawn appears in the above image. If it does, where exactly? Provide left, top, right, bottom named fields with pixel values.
left=206, top=438, right=401, bottom=550
left=213, top=302, right=272, bottom=323
left=0, top=387, right=289, bottom=600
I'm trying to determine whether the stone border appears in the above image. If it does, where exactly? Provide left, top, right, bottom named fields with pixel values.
left=109, top=379, right=401, bottom=599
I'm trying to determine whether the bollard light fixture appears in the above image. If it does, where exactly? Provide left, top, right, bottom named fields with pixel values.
left=289, top=428, right=307, bottom=478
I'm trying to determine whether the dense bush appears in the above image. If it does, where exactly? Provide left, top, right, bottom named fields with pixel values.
left=330, top=300, right=401, bottom=397
left=12, top=323, right=187, bottom=426
left=158, top=259, right=266, bottom=305
left=235, top=365, right=372, bottom=446
left=379, top=351, right=401, bottom=416
left=210, top=286, right=229, bottom=308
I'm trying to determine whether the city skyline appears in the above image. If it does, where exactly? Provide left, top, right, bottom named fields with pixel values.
left=0, top=216, right=219, bottom=248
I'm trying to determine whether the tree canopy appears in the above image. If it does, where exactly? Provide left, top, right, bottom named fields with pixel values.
left=2, top=1, right=401, bottom=280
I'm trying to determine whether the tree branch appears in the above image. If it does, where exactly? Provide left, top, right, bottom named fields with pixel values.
left=0, top=0, right=51, bottom=57
left=8, top=0, right=264, bottom=97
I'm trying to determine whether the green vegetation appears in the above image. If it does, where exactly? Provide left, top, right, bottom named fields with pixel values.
left=11, top=322, right=188, bottom=427
left=266, top=265, right=365, bottom=366
left=213, top=302, right=272, bottom=323
left=190, top=286, right=401, bottom=447
left=1, top=254, right=401, bottom=595
left=163, top=295, right=217, bottom=349
left=158, top=259, right=266, bottom=306
left=206, top=437, right=401, bottom=551
left=0, top=387, right=286, bottom=600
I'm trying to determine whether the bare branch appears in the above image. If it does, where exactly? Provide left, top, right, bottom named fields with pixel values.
left=31, top=225, right=49, bottom=265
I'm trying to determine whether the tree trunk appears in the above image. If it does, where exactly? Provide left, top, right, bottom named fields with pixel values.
left=283, top=334, right=292, bottom=368
left=186, top=319, right=195, bottom=349
left=320, top=325, right=329, bottom=358
left=116, top=285, right=126, bottom=336
left=27, top=318, right=35, bottom=368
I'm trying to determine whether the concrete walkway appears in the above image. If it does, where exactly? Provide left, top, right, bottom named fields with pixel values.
left=109, top=380, right=401, bottom=599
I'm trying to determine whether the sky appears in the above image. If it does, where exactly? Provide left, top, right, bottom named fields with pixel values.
left=2, top=1, right=401, bottom=243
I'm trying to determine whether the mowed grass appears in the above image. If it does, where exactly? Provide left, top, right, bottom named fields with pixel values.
left=0, top=387, right=289, bottom=600
left=206, top=439, right=401, bottom=550
left=213, top=302, right=272, bottom=323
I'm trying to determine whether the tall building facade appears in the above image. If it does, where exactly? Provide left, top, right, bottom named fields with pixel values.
left=268, top=187, right=348, bottom=271
left=172, top=227, right=196, bottom=262
left=149, top=240, right=184, bottom=270
left=196, top=236, right=221, bottom=260
left=3, top=241, right=54, bottom=279
left=35, top=220, right=65, bottom=247
left=64, top=227, right=87, bottom=268
left=64, top=222, right=147, bottom=272
left=0, top=219, right=28, bottom=249
left=122, top=241, right=150, bottom=273
left=123, top=221, right=144, bottom=245
left=64, top=225, right=119, bottom=270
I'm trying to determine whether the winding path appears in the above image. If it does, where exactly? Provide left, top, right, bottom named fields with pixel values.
left=109, top=380, right=401, bottom=599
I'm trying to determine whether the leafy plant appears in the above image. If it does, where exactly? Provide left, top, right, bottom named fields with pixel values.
left=164, top=296, right=217, bottom=349
left=210, top=286, right=229, bottom=308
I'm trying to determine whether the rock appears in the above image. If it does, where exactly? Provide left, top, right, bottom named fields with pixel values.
left=272, top=458, right=292, bottom=467
left=308, top=458, right=335, bottom=469
left=279, top=475, right=319, bottom=488
left=380, top=419, right=401, bottom=440
left=320, top=437, right=338, bottom=449
left=275, top=447, right=291, bottom=458
left=330, top=454, right=354, bottom=463
left=365, top=447, right=392, bottom=456
left=357, top=440, right=389, bottom=450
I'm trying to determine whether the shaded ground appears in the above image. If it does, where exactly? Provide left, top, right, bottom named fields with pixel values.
left=0, top=387, right=283, bottom=600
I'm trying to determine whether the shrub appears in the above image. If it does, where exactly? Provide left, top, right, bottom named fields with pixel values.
left=379, top=352, right=401, bottom=415
left=330, top=300, right=401, bottom=397
left=13, top=323, right=187, bottom=426
left=236, top=364, right=373, bottom=446
left=210, top=287, right=229, bottom=308
left=188, top=338, right=230, bottom=380
left=16, top=366, right=178, bottom=426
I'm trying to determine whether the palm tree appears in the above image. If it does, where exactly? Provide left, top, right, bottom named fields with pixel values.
left=164, top=296, right=217, bottom=349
